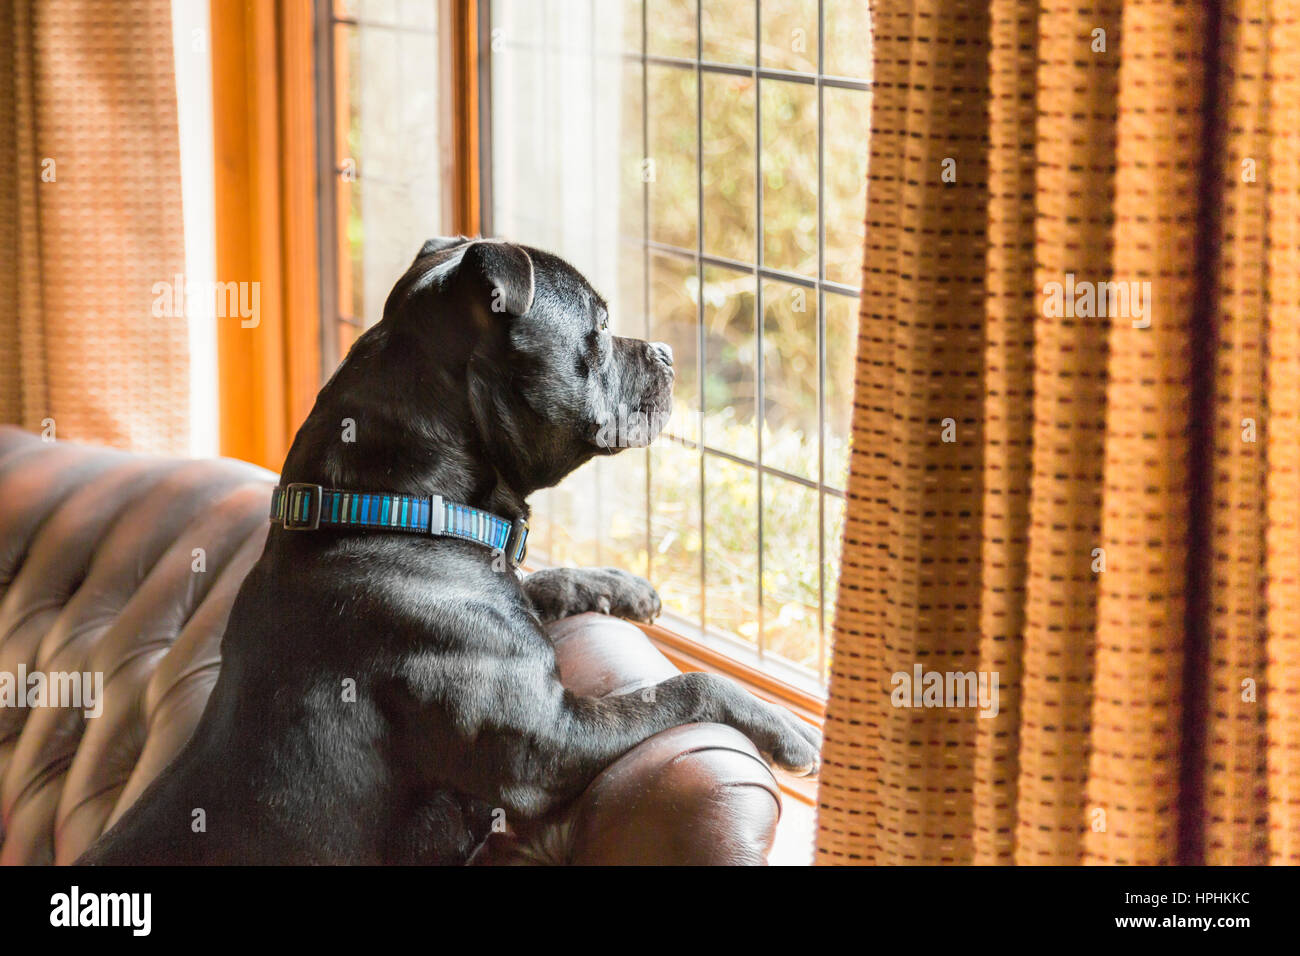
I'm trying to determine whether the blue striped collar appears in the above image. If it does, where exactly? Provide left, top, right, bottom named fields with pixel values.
left=270, top=483, right=528, bottom=567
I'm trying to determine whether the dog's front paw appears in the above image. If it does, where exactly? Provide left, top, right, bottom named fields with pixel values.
left=764, top=707, right=822, bottom=777
left=596, top=567, right=662, bottom=623
left=706, top=676, right=821, bottom=777
left=523, top=567, right=662, bottom=625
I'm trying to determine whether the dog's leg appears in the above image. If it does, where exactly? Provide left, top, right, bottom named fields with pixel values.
left=468, top=670, right=821, bottom=818
left=522, top=567, right=661, bottom=624
left=563, top=673, right=821, bottom=777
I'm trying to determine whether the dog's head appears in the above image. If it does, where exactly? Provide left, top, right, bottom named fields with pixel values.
left=381, top=237, right=674, bottom=493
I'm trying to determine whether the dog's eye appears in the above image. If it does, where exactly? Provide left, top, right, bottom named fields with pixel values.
left=599, top=315, right=609, bottom=332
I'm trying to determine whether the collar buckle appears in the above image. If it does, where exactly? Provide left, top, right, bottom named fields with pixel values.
left=505, top=516, right=529, bottom=567
left=282, top=483, right=324, bottom=530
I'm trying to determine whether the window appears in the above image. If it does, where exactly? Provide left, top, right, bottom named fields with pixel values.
left=318, top=0, right=453, bottom=371
left=318, top=0, right=869, bottom=693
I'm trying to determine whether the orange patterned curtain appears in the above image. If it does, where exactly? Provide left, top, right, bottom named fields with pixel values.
left=817, top=0, right=1299, bottom=866
left=0, top=0, right=189, bottom=454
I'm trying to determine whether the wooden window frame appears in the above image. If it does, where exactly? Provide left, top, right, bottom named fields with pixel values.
left=211, top=0, right=321, bottom=471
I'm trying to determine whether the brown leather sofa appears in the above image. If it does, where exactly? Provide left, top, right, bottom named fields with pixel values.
left=0, top=427, right=783, bottom=864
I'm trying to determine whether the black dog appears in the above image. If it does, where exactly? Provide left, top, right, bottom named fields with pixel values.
left=80, top=238, right=820, bottom=864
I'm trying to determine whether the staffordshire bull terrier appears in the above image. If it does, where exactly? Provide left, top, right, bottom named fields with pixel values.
left=80, top=237, right=821, bottom=864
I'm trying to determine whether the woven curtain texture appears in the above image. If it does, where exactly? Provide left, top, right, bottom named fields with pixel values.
left=0, top=0, right=189, bottom=454
left=1263, top=3, right=1300, bottom=863
left=818, top=0, right=1300, bottom=865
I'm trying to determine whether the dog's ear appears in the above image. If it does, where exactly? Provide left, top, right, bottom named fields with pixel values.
left=413, top=236, right=470, bottom=265
left=459, top=241, right=535, bottom=317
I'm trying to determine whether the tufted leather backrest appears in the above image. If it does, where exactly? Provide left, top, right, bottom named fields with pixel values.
left=0, top=428, right=781, bottom=864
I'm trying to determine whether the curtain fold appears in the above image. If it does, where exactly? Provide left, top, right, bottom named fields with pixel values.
left=817, top=0, right=991, bottom=866
left=1264, top=2, right=1300, bottom=865
left=819, top=0, right=1300, bottom=865
left=1206, top=0, right=1270, bottom=869
left=0, top=0, right=189, bottom=454
left=1085, top=0, right=1206, bottom=866
left=975, top=0, right=1037, bottom=868
left=1015, top=0, right=1119, bottom=867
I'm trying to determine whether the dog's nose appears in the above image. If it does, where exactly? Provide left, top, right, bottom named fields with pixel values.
left=650, top=342, right=674, bottom=368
